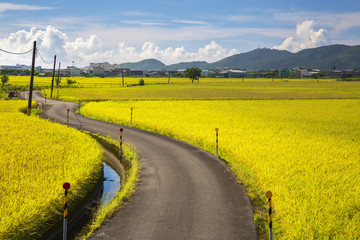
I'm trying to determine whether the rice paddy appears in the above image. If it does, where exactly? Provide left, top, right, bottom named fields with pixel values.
left=0, top=100, right=103, bottom=239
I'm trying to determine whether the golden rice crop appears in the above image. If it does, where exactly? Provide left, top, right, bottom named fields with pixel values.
left=49, top=80, right=360, bottom=101
left=0, top=100, right=103, bottom=239
left=9, top=76, right=360, bottom=100
left=81, top=99, right=360, bottom=239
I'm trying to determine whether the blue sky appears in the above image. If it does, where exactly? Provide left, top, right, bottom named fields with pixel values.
left=0, top=0, right=359, bottom=67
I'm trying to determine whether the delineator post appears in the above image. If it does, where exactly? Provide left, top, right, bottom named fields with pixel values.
left=265, top=190, right=273, bottom=240
left=120, top=128, right=123, bottom=162
left=63, top=182, right=70, bottom=240
left=66, top=109, right=69, bottom=125
left=130, top=107, right=134, bottom=126
left=215, top=128, right=219, bottom=157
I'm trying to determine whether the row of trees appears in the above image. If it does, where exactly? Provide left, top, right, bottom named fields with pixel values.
left=0, top=69, right=30, bottom=76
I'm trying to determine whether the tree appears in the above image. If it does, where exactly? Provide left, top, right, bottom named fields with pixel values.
left=184, top=68, right=201, bottom=83
left=1, top=74, right=9, bottom=87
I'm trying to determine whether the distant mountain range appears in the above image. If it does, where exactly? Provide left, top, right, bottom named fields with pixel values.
left=117, top=44, right=360, bottom=71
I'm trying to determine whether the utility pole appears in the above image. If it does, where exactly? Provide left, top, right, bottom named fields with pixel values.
left=27, top=41, right=36, bottom=116
left=122, top=69, right=124, bottom=87
left=57, top=62, right=61, bottom=88
left=57, top=62, right=61, bottom=100
left=50, top=55, right=56, bottom=98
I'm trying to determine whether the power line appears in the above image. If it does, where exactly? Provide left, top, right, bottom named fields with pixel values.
left=36, top=48, right=52, bottom=64
left=0, top=48, right=33, bottom=55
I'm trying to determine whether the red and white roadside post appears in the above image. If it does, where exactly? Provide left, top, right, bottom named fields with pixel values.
left=66, top=109, right=69, bottom=125
left=63, top=182, right=71, bottom=240
left=120, top=128, right=123, bottom=162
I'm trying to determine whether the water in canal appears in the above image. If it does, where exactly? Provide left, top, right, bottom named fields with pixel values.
left=101, top=162, right=121, bottom=207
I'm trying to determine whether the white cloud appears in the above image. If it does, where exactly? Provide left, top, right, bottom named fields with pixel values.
left=116, top=41, right=239, bottom=64
left=197, top=41, right=239, bottom=60
left=0, top=26, right=239, bottom=67
left=121, top=21, right=168, bottom=26
left=226, top=15, right=254, bottom=22
left=274, top=11, right=360, bottom=31
left=0, top=3, right=54, bottom=13
left=172, top=20, right=207, bottom=25
left=273, top=20, right=328, bottom=52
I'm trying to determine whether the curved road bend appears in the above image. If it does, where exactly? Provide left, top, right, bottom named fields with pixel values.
left=30, top=92, right=257, bottom=240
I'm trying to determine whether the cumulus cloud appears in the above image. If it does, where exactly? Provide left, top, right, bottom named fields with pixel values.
left=273, top=20, right=328, bottom=52
left=0, top=26, right=239, bottom=67
left=116, top=41, right=239, bottom=64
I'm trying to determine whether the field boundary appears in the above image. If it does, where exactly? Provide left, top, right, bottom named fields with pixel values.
left=76, top=135, right=140, bottom=239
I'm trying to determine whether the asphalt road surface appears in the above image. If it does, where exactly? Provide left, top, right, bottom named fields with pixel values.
left=28, top=92, right=257, bottom=240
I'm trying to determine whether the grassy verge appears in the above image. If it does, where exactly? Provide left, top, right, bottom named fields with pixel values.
left=76, top=135, right=140, bottom=239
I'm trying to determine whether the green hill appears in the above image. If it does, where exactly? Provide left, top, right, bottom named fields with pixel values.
left=116, top=45, right=360, bottom=71
left=119, top=59, right=166, bottom=70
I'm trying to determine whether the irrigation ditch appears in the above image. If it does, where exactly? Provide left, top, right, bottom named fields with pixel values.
left=19, top=92, right=130, bottom=240
left=41, top=141, right=125, bottom=240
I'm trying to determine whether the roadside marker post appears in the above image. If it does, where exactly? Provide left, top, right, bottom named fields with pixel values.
left=67, top=109, right=69, bottom=125
left=130, top=107, right=134, bottom=126
left=215, top=128, right=219, bottom=157
left=44, top=93, right=47, bottom=109
left=265, top=190, right=273, bottom=240
left=63, top=182, right=71, bottom=240
left=120, top=128, right=123, bottom=162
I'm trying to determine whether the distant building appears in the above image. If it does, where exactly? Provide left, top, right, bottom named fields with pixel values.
left=90, top=63, right=120, bottom=71
left=0, top=64, right=29, bottom=70
left=279, top=69, right=292, bottom=77
left=201, top=70, right=210, bottom=76
left=0, top=64, right=42, bottom=72
left=92, top=67, right=105, bottom=76
left=129, top=70, right=144, bottom=76
left=294, top=67, right=308, bottom=78
left=148, top=71, right=162, bottom=77
left=227, top=70, right=246, bottom=78
left=67, top=66, right=81, bottom=76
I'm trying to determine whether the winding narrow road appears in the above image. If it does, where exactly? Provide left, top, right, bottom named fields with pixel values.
left=30, top=92, right=257, bottom=240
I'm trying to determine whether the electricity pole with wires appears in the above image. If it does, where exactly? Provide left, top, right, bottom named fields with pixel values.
left=27, top=41, right=36, bottom=116
left=50, top=55, right=56, bottom=98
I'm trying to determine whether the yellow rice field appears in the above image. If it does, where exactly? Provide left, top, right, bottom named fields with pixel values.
left=81, top=99, right=360, bottom=239
left=0, top=100, right=103, bottom=239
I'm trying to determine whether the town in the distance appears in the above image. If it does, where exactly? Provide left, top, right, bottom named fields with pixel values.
left=1, top=44, right=360, bottom=79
